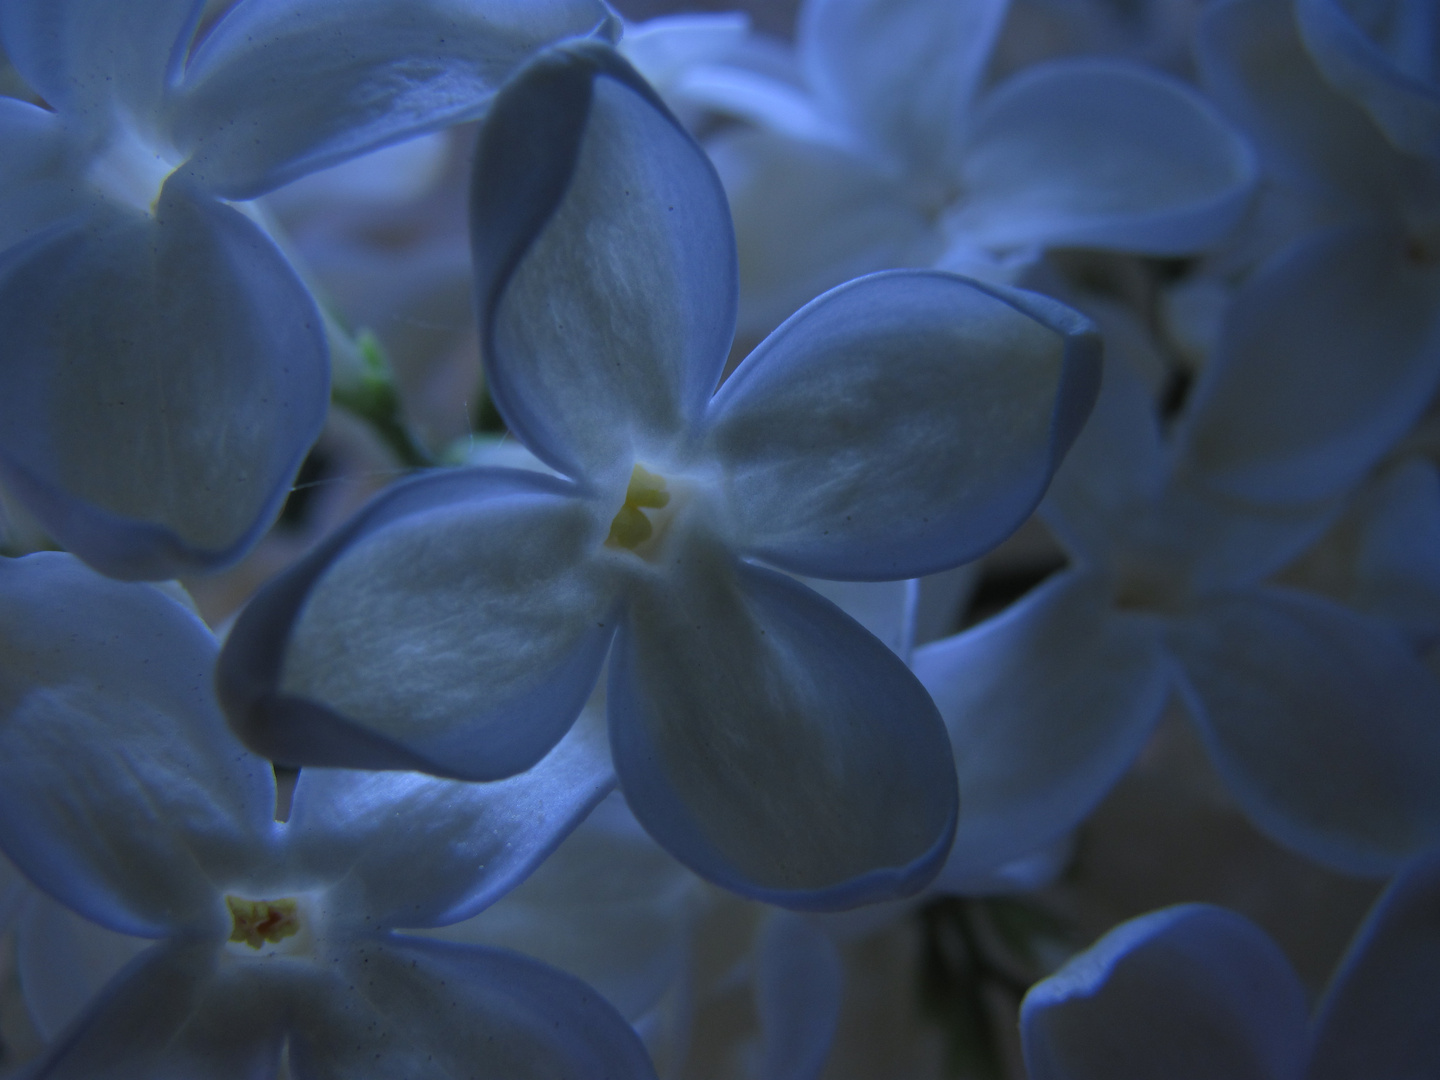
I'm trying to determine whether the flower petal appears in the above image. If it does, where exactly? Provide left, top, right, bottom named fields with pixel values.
left=286, top=709, right=614, bottom=929
left=1170, top=588, right=1440, bottom=875
left=17, top=893, right=149, bottom=1041
left=755, top=912, right=843, bottom=1080
left=708, top=126, right=935, bottom=337
left=0, top=182, right=329, bottom=580
left=290, top=935, right=657, bottom=1080
left=708, top=272, right=1100, bottom=580
left=953, top=60, right=1257, bottom=254
left=0, top=97, right=88, bottom=252
left=219, top=467, right=618, bottom=781
left=609, top=544, right=958, bottom=910
left=1020, top=904, right=1309, bottom=1080
left=1349, top=459, right=1440, bottom=643
left=1175, top=222, right=1440, bottom=506
left=471, top=41, right=736, bottom=483
left=424, top=791, right=701, bottom=1023
left=0, top=0, right=202, bottom=118
left=1309, top=848, right=1440, bottom=1080
left=1296, top=0, right=1440, bottom=160
left=797, top=0, right=1010, bottom=175
left=172, top=0, right=616, bottom=199
left=0, top=553, right=275, bottom=937
left=912, top=571, right=1170, bottom=878
left=24, top=943, right=286, bottom=1080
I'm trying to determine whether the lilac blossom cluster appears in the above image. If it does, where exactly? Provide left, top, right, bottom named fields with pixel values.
left=0, top=0, right=1436, bottom=1076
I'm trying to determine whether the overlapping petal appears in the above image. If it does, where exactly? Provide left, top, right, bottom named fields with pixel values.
left=1297, top=0, right=1440, bottom=160
left=173, top=0, right=616, bottom=199
left=0, top=98, right=87, bottom=252
left=912, top=572, right=1171, bottom=878
left=286, top=712, right=614, bottom=929
left=1176, top=223, right=1440, bottom=506
left=797, top=0, right=1010, bottom=175
left=24, top=942, right=287, bottom=1080
left=1349, top=460, right=1440, bottom=642
left=952, top=60, right=1257, bottom=254
left=289, top=935, right=656, bottom=1080
left=708, top=272, right=1100, bottom=579
left=1169, top=587, right=1440, bottom=875
left=755, top=913, right=843, bottom=1080
left=609, top=544, right=957, bottom=909
left=0, top=554, right=275, bottom=937
left=0, top=0, right=201, bottom=118
left=472, top=41, right=735, bottom=482
left=0, top=181, right=329, bottom=580
left=1020, top=905, right=1310, bottom=1080
left=1309, top=847, right=1440, bottom=1079
left=220, top=467, right=617, bottom=780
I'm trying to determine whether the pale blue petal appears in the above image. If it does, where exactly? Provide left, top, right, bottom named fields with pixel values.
left=1170, top=588, right=1440, bottom=875
left=425, top=790, right=701, bottom=1023
left=24, top=943, right=287, bottom=1080
left=0, top=0, right=201, bottom=118
left=1309, top=848, right=1440, bottom=1080
left=286, top=712, right=614, bottom=929
left=932, top=837, right=1073, bottom=896
left=0, top=553, right=275, bottom=937
left=610, top=543, right=957, bottom=910
left=0, top=181, right=329, bottom=580
left=0, top=97, right=88, bottom=252
left=0, top=852, right=25, bottom=933
left=912, top=572, right=1170, bottom=878
left=290, top=935, right=657, bottom=1080
left=472, top=41, right=735, bottom=483
left=1176, top=223, right=1440, bottom=506
left=218, top=467, right=618, bottom=781
left=953, top=60, right=1257, bottom=253
left=1349, top=460, right=1440, bottom=643
left=1021, top=904, right=1308, bottom=1080
left=17, top=893, right=149, bottom=1041
left=1197, top=0, right=1403, bottom=211
left=173, top=0, right=615, bottom=199
left=1297, top=0, right=1440, bottom=160
left=756, top=913, right=843, bottom=1080
left=708, top=272, right=1100, bottom=580
left=798, top=0, right=1010, bottom=175
left=709, top=126, right=931, bottom=338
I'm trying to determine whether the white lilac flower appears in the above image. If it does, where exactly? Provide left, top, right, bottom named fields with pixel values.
left=217, top=40, right=1102, bottom=911
left=0, top=0, right=615, bottom=580
left=913, top=306, right=1440, bottom=884
left=686, top=0, right=1257, bottom=335
left=1295, top=0, right=1440, bottom=161
left=0, top=552, right=653, bottom=1079
left=1019, top=848, right=1440, bottom=1079
left=1194, top=0, right=1440, bottom=502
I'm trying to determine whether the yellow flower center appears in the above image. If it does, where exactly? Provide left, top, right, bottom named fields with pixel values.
left=605, top=464, right=671, bottom=550
left=226, top=896, right=301, bottom=950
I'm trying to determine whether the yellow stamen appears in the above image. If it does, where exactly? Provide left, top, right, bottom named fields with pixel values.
left=606, top=464, right=671, bottom=550
left=226, top=896, right=300, bottom=949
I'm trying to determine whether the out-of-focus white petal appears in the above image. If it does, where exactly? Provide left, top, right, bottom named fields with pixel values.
left=610, top=544, right=957, bottom=910
left=953, top=60, right=1257, bottom=254
left=1176, top=222, right=1440, bottom=506
left=0, top=181, right=329, bottom=580
left=709, top=127, right=932, bottom=338
left=1170, top=588, right=1440, bottom=875
left=172, top=0, right=615, bottom=199
left=286, top=712, right=614, bottom=930
left=471, top=41, right=735, bottom=483
left=1021, top=904, right=1309, bottom=1080
left=1349, top=460, right=1440, bottom=642
left=755, top=912, right=843, bottom=1080
left=913, top=572, right=1170, bottom=879
left=1309, top=847, right=1440, bottom=1080
left=0, top=553, right=275, bottom=937
left=220, top=468, right=617, bottom=781
left=709, top=272, right=1100, bottom=580
left=0, top=0, right=201, bottom=118
left=290, top=935, right=657, bottom=1080
left=1297, top=0, right=1440, bottom=160
left=798, top=0, right=1010, bottom=175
